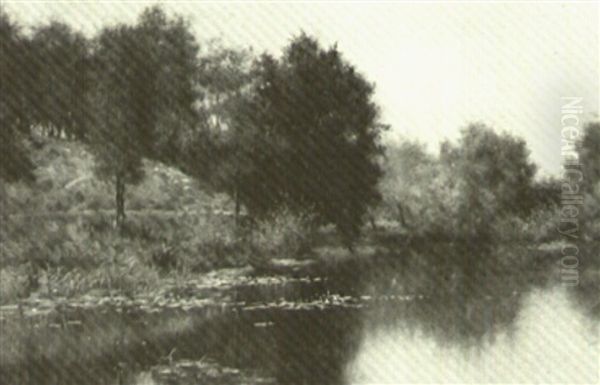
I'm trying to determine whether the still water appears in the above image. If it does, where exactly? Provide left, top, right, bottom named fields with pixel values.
left=1, top=252, right=598, bottom=385
left=126, top=278, right=599, bottom=384
left=348, top=286, right=599, bottom=384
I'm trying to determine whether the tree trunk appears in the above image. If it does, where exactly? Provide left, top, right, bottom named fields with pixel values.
left=115, top=174, right=126, bottom=232
left=234, top=166, right=241, bottom=228
left=397, top=202, right=408, bottom=228
left=369, top=214, right=377, bottom=231
left=234, top=185, right=240, bottom=227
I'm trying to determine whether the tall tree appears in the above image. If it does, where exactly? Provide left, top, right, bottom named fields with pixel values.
left=230, top=35, right=387, bottom=242
left=90, top=6, right=201, bottom=229
left=0, top=10, right=35, bottom=182
left=30, top=21, right=91, bottom=140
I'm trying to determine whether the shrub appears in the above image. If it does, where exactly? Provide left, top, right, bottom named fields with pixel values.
left=250, top=208, right=316, bottom=261
left=0, top=266, right=36, bottom=304
left=140, top=212, right=250, bottom=273
left=492, top=207, right=560, bottom=244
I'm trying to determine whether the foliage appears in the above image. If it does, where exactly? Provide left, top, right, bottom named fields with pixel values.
left=0, top=11, right=35, bottom=182
left=1, top=5, right=594, bottom=311
left=440, top=123, right=538, bottom=238
left=378, top=141, right=454, bottom=235
left=530, top=176, right=561, bottom=210
left=379, top=125, right=539, bottom=240
left=0, top=209, right=248, bottom=303
left=491, top=207, right=560, bottom=244
left=250, top=208, right=316, bottom=262
left=579, top=121, right=600, bottom=194
left=29, top=21, right=92, bottom=140
left=0, top=265, right=36, bottom=303
left=196, top=40, right=253, bottom=131
left=227, top=34, right=387, bottom=243
left=181, top=41, right=254, bottom=208
left=582, top=188, right=600, bottom=241
left=89, top=6, right=202, bottom=228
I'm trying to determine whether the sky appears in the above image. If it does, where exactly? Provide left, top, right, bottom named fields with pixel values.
left=3, top=1, right=599, bottom=176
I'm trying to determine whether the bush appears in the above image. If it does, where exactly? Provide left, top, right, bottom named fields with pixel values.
left=0, top=266, right=36, bottom=304
left=139, top=212, right=250, bottom=273
left=492, top=207, right=560, bottom=244
left=250, top=208, right=316, bottom=262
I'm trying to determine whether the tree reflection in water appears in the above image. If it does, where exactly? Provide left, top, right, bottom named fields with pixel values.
left=2, top=243, right=597, bottom=385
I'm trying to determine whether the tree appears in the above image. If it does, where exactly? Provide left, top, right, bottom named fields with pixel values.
left=229, top=35, right=387, bottom=242
left=30, top=21, right=92, bottom=140
left=196, top=41, right=252, bottom=132
left=0, top=10, right=35, bottom=182
left=577, top=121, right=600, bottom=241
left=530, top=176, right=561, bottom=209
left=89, top=6, right=201, bottom=230
left=378, top=141, right=458, bottom=235
left=379, top=141, right=431, bottom=227
left=579, top=121, right=600, bottom=194
left=440, top=123, right=537, bottom=238
left=189, top=42, right=253, bottom=221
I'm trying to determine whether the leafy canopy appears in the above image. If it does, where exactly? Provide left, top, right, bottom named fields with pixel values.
left=228, top=34, right=387, bottom=241
left=90, top=6, right=201, bottom=184
left=30, top=21, right=92, bottom=140
left=0, top=11, right=35, bottom=182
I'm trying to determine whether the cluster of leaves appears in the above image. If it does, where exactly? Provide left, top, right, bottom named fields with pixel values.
left=578, top=122, right=600, bottom=241
left=440, top=123, right=538, bottom=239
left=1, top=12, right=95, bottom=182
left=210, top=35, right=387, bottom=243
left=380, top=120, right=600, bottom=247
left=0, top=12, right=35, bottom=182
left=29, top=21, right=92, bottom=140
left=380, top=124, right=541, bottom=241
left=579, top=122, right=600, bottom=193
left=249, top=208, right=316, bottom=262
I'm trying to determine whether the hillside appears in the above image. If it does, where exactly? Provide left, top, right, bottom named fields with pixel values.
left=0, top=137, right=242, bottom=304
left=2, top=136, right=225, bottom=217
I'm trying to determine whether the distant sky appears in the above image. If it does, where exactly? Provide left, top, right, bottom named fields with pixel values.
left=3, top=1, right=599, bottom=176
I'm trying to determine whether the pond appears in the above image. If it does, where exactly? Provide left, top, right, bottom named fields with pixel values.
left=1, top=248, right=598, bottom=384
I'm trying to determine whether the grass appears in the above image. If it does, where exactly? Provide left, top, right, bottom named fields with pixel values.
left=0, top=209, right=256, bottom=304
left=0, top=137, right=254, bottom=304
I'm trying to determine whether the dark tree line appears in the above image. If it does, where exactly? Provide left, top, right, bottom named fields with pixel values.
left=0, top=7, right=387, bottom=241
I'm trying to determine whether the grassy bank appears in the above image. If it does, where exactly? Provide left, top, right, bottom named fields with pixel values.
left=0, top=138, right=245, bottom=304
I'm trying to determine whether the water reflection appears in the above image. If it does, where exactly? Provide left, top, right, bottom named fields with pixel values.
left=348, top=286, right=599, bottom=384
left=346, top=242, right=599, bottom=383
left=1, top=244, right=598, bottom=384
